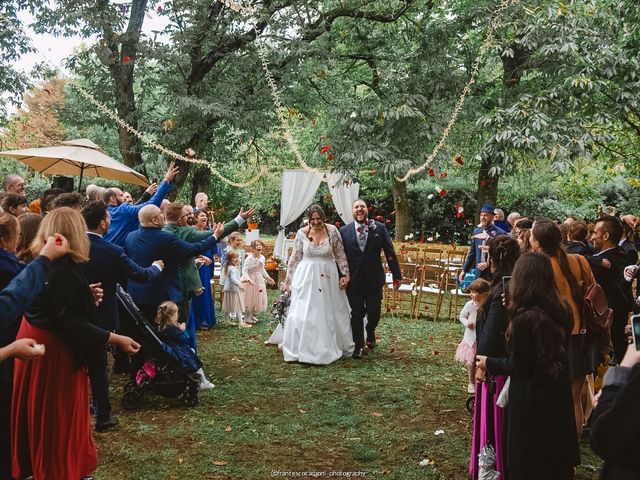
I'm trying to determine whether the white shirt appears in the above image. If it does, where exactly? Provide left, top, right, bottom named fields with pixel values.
left=459, top=300, right=479, bottom=346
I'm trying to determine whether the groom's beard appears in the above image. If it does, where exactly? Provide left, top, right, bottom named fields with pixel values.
left=355, top=214, right=368, bottom=223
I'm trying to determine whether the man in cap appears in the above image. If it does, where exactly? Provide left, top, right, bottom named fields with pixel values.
left=459, top=203, right=506, bottom=282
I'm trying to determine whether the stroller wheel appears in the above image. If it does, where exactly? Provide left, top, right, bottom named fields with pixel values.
left=183, top=392, right=198, bottom=407
left=124, top=381, right=137, bottom=393
left=183, top=382, right=199, bottom=407
left=465, top=395, right=475, bottom=415
left=123, top=390, right=142, bottom=410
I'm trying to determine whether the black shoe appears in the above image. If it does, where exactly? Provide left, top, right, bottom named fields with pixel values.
left=366, top=339, right=376, bottom=350
left=95, top=415, right=118, bottom=432
left=352, top=347, right=364, bottom=359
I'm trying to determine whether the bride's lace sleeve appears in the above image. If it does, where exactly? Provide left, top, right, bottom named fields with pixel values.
left=285, top=230, right=305, bottom=283
left=330, top=225, right=350, bottom=277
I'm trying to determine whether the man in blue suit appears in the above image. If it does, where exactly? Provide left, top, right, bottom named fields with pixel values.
left=103, top=161, right=179, bottom=246
left=459, top=203, right=506, bottom=282
left=80, top=201, right=164, bottom=432
left=340, top=199, right=402, bottom=359
left=124, top=204, right=249, bottom=321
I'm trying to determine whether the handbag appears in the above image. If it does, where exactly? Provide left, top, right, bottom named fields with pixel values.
left=460, top=268, right=478, bottom=293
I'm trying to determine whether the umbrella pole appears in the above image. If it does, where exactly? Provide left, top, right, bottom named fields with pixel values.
left=78, top=165, right=84, bottom=192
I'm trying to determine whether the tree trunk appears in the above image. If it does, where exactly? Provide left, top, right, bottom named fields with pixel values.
left=474, top=44, right=530, bottom=212
left=190, top=167, right=210, bottom=205
left=391, top=178, right=412, bottom=240
left=113, top=74, right=142, bottom=168
left=96, top=0, right=148, bottom=169
left=476, top=156, right=498, bottom=217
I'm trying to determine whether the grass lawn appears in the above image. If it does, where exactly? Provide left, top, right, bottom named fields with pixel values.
left=94, top=292, right=603, bottom=480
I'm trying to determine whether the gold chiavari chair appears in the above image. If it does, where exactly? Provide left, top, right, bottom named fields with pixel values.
left=398, top=244, right=422, bottom=264
left=422, top=247, right=444, bottom=265
left=385, top=262, right=420, bottom=317
left=413, top=264, right=447, bottom=320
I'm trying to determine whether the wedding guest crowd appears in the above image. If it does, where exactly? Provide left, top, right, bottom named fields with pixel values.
left=0, top=168, right=253, bottom=479
left=462, top=204, right=640, bottom=480
left=3, top=164, right=640, bottom=480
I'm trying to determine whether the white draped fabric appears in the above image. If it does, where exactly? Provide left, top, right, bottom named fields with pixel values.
left=328, top=172, right=360, bottom=224
left=275, top=169, right=362, bottom=259
left=275, top=170, right=322, bottom=259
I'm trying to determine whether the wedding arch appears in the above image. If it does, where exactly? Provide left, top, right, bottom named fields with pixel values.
left=274, top=169, right=360, bottom=259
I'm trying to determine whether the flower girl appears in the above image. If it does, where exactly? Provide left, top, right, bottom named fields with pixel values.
left=242, top=240, right=275, bottom=323
left=222, top=251, right=249, bottom=328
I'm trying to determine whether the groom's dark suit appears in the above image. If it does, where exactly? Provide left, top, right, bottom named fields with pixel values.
left=340, top=220, right=402, bottom=350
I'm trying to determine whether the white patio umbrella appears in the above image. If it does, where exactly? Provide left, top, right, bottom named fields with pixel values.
left=0, top=138, right=150, bottom=190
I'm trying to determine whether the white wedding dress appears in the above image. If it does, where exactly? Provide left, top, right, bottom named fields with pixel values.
left=280, top=225, right=355, bottom=365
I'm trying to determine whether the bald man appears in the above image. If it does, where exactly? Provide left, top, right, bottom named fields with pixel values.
left=2, top=174, right=26, bottom=195
left=124, top=205, right=229, bottom=321
left=194, top=192, right=208, bottom=211
left=103, top=162, right=178, bottom=246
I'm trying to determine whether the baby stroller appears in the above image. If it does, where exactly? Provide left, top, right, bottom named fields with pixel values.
left=116, top=286, right=199, bottom=409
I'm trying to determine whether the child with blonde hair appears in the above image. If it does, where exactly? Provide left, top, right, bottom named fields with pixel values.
left=222, top=251, right=249, bottom=328
left=242, top=240, right=275, bottom=323
left=219, top=231, right=245, bottom=285
left=155, top=301, right=214, bottom=389
left=455, top=278, right=491, bottom=394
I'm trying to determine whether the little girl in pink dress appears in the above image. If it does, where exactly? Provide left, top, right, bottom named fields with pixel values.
left=242, top=240, right=275, bottom=323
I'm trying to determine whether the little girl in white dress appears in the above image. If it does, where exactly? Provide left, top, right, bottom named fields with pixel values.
left=454, top=278, right=490, bottom=394
left=222, top=251, right=249, bottom=328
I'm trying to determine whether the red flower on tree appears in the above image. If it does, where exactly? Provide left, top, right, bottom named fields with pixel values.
left=438, top=189, right=447, bottom=197
left=123, top=56, right=132, bottom=64
left=440, top=172, right=447, bottom=179
left=454, top=155, right=464, bottom=165
left=427, top=168, right=435, bottom=177
left=480, top=179, right=487, bottom=187
left=320, top=144, right=331, bottom=154
left=327, top=153, right=334, bottom=161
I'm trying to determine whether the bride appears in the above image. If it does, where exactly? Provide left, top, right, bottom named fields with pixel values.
left=281, top=205, right=355, bottom=364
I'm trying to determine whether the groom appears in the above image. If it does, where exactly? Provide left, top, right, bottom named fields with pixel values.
left=340, top=199, right=402, bottom=359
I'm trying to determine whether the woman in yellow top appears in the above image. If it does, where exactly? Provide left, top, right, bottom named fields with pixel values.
left=530, top=219, right=596, bottom=436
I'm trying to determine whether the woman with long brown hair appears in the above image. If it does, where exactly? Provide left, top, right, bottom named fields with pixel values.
left=16, top=213, right=42, bottom=264
left=11, top=207, right=140, bottom=480
left=469, top=235, right=520, bottom=480
left=476, top=253, right=579, bottom=480
left=530, top=218, right=596, bottom=435
left=281, top=204, right=354, bottom=365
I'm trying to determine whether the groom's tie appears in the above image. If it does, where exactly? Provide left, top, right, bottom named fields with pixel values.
left=357, top=224, right=368, bottom=252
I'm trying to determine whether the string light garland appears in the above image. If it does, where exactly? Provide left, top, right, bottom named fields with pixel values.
left=71, top=83, right=267, bottom=188
left=43, top=0, right=514, bottom=188
left=213, top=0, right=328, bottom=182
left=218, top=0, right=517, bottom=184
left=395, top=0, right=517, bottom=182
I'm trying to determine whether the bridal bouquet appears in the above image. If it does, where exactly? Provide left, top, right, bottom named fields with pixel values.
left=271, top=291, right=291, bottom=324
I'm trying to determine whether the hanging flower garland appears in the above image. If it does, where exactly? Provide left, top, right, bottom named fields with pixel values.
left=71, top=84, right=267, bottom=188
left=395, top=0, right=518, bottom=183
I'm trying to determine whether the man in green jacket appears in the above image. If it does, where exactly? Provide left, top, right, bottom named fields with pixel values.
left=163, top=202, right=253, bottom=345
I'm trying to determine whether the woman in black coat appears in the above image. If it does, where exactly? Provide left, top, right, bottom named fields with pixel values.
left=469, top=235, right=520, bottom=480
left=590, top=344, right=640, bottom=480
left=476, top=252, right=579, bottom=480
left=11, top=207, right=141, bottom=480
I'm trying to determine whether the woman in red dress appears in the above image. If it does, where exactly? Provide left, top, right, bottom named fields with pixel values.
left=11, top=207, right=140, bottom=480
